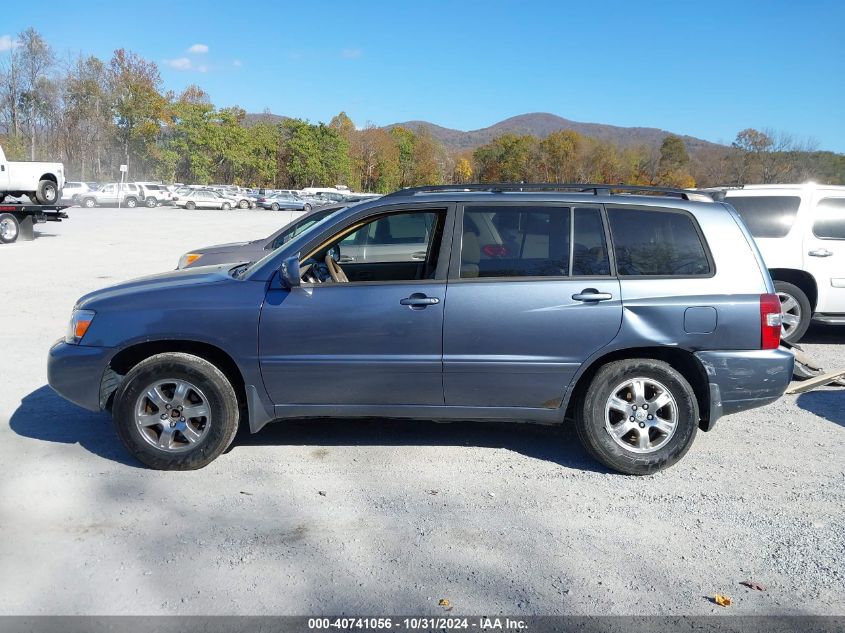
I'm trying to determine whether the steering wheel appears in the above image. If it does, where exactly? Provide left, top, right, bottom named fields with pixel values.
left=326, top=254, right=348, bottom=283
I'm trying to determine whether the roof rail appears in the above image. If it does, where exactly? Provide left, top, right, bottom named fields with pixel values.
left=382, top=183, right=713, bottom=201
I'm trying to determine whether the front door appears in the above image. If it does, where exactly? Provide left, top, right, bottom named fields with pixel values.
left=805, top=194, right=845, bottom=314
left=259, top=208, right=450, bottom=407
left=443, top=203, right=622, bottom=408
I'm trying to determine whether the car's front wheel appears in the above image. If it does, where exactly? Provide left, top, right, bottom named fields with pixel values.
left=112, top=352, right=240, bottom=470
left=185, top=201, right=196, bottom=210
left=83, top=197, right=96, bottom=208
left=238, top=199, right=249, bottom=209
left=576, top=359, right=698, bottom=475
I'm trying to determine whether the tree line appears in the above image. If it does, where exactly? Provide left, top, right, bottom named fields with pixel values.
left=2, top=27, right=843, bottom=190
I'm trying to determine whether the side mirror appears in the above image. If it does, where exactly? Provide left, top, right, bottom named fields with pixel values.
left=279, top=256, right=301, bottom=288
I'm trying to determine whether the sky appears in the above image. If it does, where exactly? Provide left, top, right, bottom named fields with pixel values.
left=3, top=0, right=845, bottom=151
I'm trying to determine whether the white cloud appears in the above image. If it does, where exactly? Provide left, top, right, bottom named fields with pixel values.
left=0, top=35, right=20, bottom=52
left=187, top=43, right=209, bottom=54
left=164, top=57, right=193, bottom=70
left=341, top=48, right=362, bottom=59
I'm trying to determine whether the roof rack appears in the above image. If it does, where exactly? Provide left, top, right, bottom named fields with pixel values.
left=383, top=183, right=714, bottom=201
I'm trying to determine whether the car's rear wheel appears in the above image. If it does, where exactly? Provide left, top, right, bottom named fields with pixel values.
left=0, top=213, right=20, bottom=244
left=112, top=352, right=239, bottom=470
left=185, top=201, right=196, bottom=210
left=145, top=197, right=157, bottom=208
left=774, top=280, right=811, bottom=344
left=35, top=179, right=59, bottom=204
left=270, top=203, right=279, bottom=211
left=576, top=359, right=698, bottom=475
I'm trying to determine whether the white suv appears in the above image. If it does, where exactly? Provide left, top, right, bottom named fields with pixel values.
left=713, top=184, right=845, bottom=343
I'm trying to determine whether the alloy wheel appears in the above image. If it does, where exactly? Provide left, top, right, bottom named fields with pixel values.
left=134, top=379, right=212, bottom=453
left=604, top=377, right=678, bottom=453
left=777, top=291, right=802, bottom=340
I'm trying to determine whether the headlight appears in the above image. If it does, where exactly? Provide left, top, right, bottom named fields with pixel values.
left=65, top=309, right=95, bottom=344
left=178, top=253, right=203, bottom=269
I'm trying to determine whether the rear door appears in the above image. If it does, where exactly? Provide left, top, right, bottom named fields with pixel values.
left=805, top=193, right=845, bottom=314
left=442, top=203, right=622, bottom=408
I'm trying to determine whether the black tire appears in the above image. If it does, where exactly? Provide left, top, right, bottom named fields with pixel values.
left=270, top=203, right=279, bottom=211
left=145, top=197, right=158, bottom=208
left=112, top=352, right=240, bottom=470
left=221, top=202, right=231, bottom=211
left=0, top=213, right=20, bottom=244
left=83, top=197, right=96, bottom=208
left=238, top=199, right=249, bottom=209
left=185, top=201, right=196, bottom=210
left=303, top=203, right=312, bottom=213
left=774, top=280, right=811, bottom=344
left=35, top=179, right=59, bottom=204
left=576, top=359, right=699, bottom=475
left=125, top=197, right=138, bottom=208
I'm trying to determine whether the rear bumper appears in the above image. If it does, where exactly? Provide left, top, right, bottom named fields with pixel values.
left=48, top=340, right=114, bottom=412
left=695, top=349, right=794, bottom=430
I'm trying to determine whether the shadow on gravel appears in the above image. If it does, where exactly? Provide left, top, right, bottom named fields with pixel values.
left=796, top=390, right=845, bottom=427
left=229, top=416, right=610, bottom=474
left=11, top=385, right=608, bottom=473
left=9, top=385, right=141, bottom=467
left=799, top=323, right=845, bottom=344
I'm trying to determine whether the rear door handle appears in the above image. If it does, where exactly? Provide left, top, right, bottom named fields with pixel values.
left=572, top=288, right=613, bottom=302
left=808, top=248, right=833, bottom=257
left=400, top=293, right=440, bottom=309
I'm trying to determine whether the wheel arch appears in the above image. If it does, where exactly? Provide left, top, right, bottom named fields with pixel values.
left=39, top=173, right=58, bottom=184
left=769, top=268, right=817, bottom=310
left=563, top=346, right=711, bottom=431
left=106, top=340, right=246, bottom=412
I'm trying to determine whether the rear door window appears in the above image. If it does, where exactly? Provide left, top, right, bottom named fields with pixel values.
left=726, top=195, right=801, bottom=238
left=461, top=207, right=571, bottom=278
left=607, top=208, right=711, bottom=276
left=813, top=198, right=845, bottom=239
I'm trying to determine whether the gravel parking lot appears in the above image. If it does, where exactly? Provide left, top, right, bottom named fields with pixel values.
left=0, top=207, right=843, bottom=616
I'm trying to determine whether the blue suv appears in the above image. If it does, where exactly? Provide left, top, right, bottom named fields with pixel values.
left=48, top=184, right=794, bottom=473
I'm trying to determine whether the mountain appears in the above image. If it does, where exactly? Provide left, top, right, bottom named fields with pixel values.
left=244, top=110, right=724, bottom=153
left=385, top=112, right=722, bottom=153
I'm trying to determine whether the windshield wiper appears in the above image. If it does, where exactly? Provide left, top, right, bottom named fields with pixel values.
left=230, top=262, right=252, bottom=279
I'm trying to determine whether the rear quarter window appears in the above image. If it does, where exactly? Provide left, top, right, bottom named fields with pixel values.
left=608, top=208, right=712, bottom=276
left=726, top=195, right=801, bottom=238
left=813, top=198, right=845, bottom=239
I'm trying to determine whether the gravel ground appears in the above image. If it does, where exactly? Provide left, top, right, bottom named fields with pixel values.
left=0, top=207, right=843, bottom=616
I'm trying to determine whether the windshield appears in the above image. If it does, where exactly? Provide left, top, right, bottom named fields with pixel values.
left=241, top=207, right=346, bottom=277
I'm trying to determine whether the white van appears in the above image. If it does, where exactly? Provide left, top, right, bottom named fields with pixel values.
left=713, top=184, right=845, bottom=343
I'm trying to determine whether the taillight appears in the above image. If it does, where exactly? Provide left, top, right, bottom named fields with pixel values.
left=482, top=244, right=510, bottom=257
left=760, top=293, right=782, bottom=349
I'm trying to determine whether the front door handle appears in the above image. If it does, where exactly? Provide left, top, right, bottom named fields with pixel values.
left=572, top=288, right=613, bottom=302
left=411, top=251, right=427, bottom=261
left=808, top=248, right=833, bottom=257
left=400, top=293, right=440, bottom=309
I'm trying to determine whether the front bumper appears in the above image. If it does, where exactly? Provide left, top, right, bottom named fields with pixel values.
left=695, top=349, right=794, bottom=430
left=48, top=340, right=114, bottom=412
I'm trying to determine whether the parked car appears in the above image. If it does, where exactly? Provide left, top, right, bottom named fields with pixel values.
left=48, top=184, right=793, bottom=473
left=61, top=181, right=90, bottom=203
left=257, top=193, right=313, bottom=212
left=78, top=183, right=142, bottom=208
left=173, top=189, right=236, bottom=210
left=0, top=144, right=65, bottom=204
left=709, top=184, right=845, bottom=343
left=178, top=205, right=344, bottom=269
left=136, top=183, right=174, bottom=208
